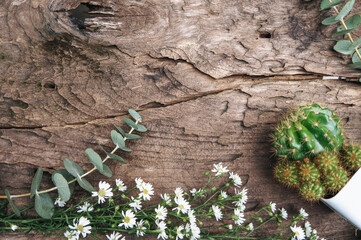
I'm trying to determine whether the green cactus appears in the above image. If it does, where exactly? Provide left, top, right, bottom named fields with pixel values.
left=274, top=161, right=300, bottom=188
left=299, top=181, right=326, bottom=202
left=314, top=151, right=340, bottom=174
left=342, top=144, right=361, bottom=171
left=273, top=103, right=344, bottom=161
left=323, top=165, right=349, bottom=192
left=297, top=159, right=321, bottom=184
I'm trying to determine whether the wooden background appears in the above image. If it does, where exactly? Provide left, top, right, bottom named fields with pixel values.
left=1, top=0, right=361, bottom=239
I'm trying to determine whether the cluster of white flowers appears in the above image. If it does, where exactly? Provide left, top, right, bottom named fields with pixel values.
left=291, top=220, right=325, bottom=240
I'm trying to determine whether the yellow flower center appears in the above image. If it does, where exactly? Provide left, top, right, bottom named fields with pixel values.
left=98, top=189, right=106, bottom=197
left=143, top=189, right=148, bottom=195
left=157, top=211, right=162, bottom=216
left=77, top=224, right=84, bottom=232
left=179, top=204, right=184, bottom=210
left=124, top=216, right=130, bottom=223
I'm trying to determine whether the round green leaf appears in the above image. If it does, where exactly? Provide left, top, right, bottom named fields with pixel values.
left=335, top=0, right=355, bottom=21
left=85, top=148, right=103, bottom=172
left=352, top=51, right=361, bottom=63
left=63, top=159, right=84, bottom=178
left=135, top=123, right=147, bottom=133
left=334, top=40, right=354, bottom=54
left=77, top=178, right=95, bottom=192
left=35, top=192, right=54, bottom=219
left=52, top=173, right=71, bottom=201
left=337, top=14, right=361, bottom=31
left=30, top=167, right=43, bottom=198
left=322, top=16, right=338, bottom=25
left=107, top=153, right=127, bottom=164
left=100, top=164, right=113, bottom=178
left=129, top=109, right=142, bottom=122
left=5, top=189, right=21, bottom=217
left=321, top=0, right=343, bottom=10
left=348, top=37, right=361, bottom=51
left=332, top=28, right=355, bottom=38
left=52, top=169, right=76, bottom=194
left=111, top=130, right=125, bottom=148
left=123, top=117, right=138, bottom=130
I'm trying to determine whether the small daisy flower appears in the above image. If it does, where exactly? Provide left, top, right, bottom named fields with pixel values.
left=212, top=205, right=223, bottom=221
left=269, top=201, right=276, bottom=213
left=156, top=221, right=168, bottom=240
left=106, top=231, right=124, bottom=240
left=10, top=224, right=18, bottom=231
left=77, top=202, right=94, bottom=213
left=69, top=216, right=92, bottom=238
left=174, top=187, right=184, bottom=198
left=188, top=209, right=196, bottom=224
left=227, top=224, right=233, bottom=230
left=238, top=203, right=246, bottom=212
left=92, top=181, right=113, bottom=204
left=300, top=208, right=309, bottom=219
left=291, top=224, right=306, bottom=240
left=176, top=225, right=184, bottom=240
left=233, top=188, right=248, bottom=206
left=161, top=193, right=171, bottom=205
left=229, top=172, right=242, bottom=187
left=64, top=230, right=77, bottom=240
left=129, top=197, right=142, bottom=212
left=280, top=208, right=288, bottom=220
left=305, top=221, right=312, bottom=237
left=173, top=196, right=191, bottom=214
left=190, top=188, right=197, bottom=196
left=55, top=197, right=66, bottom=207
left=115, top=179, right=127, bottom=192
left=135, top=178, right=145, bottom=189
left=220, top=191, right=228, bottom=199
left=118, top=210, right=137, bottom=229
left=233, top=208, right=245, bottom=226
left=136, top=220, right=146, bottom=237
left=248, top=223, right=254, bottom=231
left=212, top=162, right=229, bottom=176
left=139, top=182, right=154, bottom=201
left=185, top=223, right=201, bottom=240
left=155, top=205, right=168, bottom=221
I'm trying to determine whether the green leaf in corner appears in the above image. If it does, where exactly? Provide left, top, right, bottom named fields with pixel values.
left=35, top=192, right=54, bottom=219
left=337, top=14, right=361, bottom=31
left=107, top=153, right=127, bottom=164
left=348, top=38, right=361, bottom=51
left=77, top=178, right=95, bottom=192
left=135, top=123, right=147, bottom=133
left=123, top=117, right=138, bottom=130
left=352, top=51, right=361, bottom=63
left=111, top=130, right=125, bottom=148
left=320, top=0, right=343, bottom=10
left=332, top=28, right=355, bottom=38
left=30, top=167, right=43, bottom=198
left=100, top=164, right=113, bottom=178
left=52, top=169, right=75, bottom=194
left=63, top=159, right=84, bottom=178
left=322, top=16, right=339, bottom=25
left=129, top=109, right=142, bottom=122
left=335, top=0, right=355, bottom=21
left=52, top=173, right=71, bottom=201
left=5, top=189, right=21, bottom=217
left=85, top=148, right=103, bottom=172
left=114, top=125, right=126, bottom=136
left=347, top=61, right=361, bottom=68
left=333, top=40, right=354, bottom=54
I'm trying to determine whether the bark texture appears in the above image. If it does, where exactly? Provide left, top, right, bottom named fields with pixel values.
left=1, top=0, right=361, bottom=239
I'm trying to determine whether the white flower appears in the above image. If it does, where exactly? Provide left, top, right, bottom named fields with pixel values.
left=185, top=223, right=201, bottom=240
left=161, top=193, right=171, bottom=205
left=92, top=181, right=113, bottom=204
left=211, top=162, right=229, bottom=176
left=248, top=223, right=254, bottom=231
left=188, top=209, right=196, bottom=224
left=269, top=201, right=276, bottom=213
left=135, top=178, right=145, bottom=189
left=229, top=172, right=242, bottom=187
left=174, top=188, right=184, bottom=198
left=190, top=188, right=197, bottom=196
left=155, top=205, right=168, bottom=221
left=129, top=197, right=142, bottom=212
left=173, top=196, right=191, bottom=214
left=300, top=208, right=309, bottom=219
left=212, top=205, right=223, bottom=221
left=233, top=188, right=248, bottom=206
left=156, top=221, right=168, bottom=240
left=118, top=210, right=136, bottom=229
left=305, top=221, right=312, bottom=237
left=227, top=224, right=233, bottom=230
left=136, top=220, right=146, bottom=237
left=10, top=224, right=18, bottom=231
left=64, top=230, right=77, bottom=240
left=220, top=191, right=228, bottom=199
left=55, top=197, right=66, bottom=207
left=77, top=202, right=94, bottom=213
left=291, top=224, right=306, bottom=240
left=106, top=231, right=124, bottom=240
left=238, top=204, right=246, bottom=212
left=69, top=216, right=92, bottom=238
left=176, top=225, right=184, bottom=240
left=139, top=182, right=154, bottom=201
left=233, top=208, right=245, bottom=225
left=280, top=208, right=288, bottom=220
left=115, top=179, right=127, bottom=192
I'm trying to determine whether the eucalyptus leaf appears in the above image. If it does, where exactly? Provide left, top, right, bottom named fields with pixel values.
left=85, top=148, right=103, bottom=172
left=337, top=14, right=361, bottom=31
left=77, top=178, right=95, bottom=192
left=5, top=189, right=21, bottom=217
left=30, top=167, right=43, bottom=199
left=35, top=192, right=54, bottom=219
left=333, top=40, right=354, bottom=54
left=129, top=109, right=142, bottom=122
left=322, top=16, right=339, bottom=25
left=335, top=0, right=355, bottom=21
left=52, top=173, right=71, bottom=201
left=52, top=169, right=76, bottom=194
left=114, top=125, right=126, bottom=136
left=332, top=28, right=355, bottom=38
left=63, top=159, right=84, bottom=178
left=107, top=153, right=127, bottom=164
left=119, top=145, right=132, bottom=152
left=320, top=0, right=343, bottom=10
left=348, top=37, right=361, bottom=51
left=123, top=117, right=138, bottom=130
left=352, top=51, right=361, bottom=63
left=100, top=164, right=113, bottom=178
left=347, top=61, right=361, bottom=68
left=123, top=133, right=141, bottom=140
left=135, top=123, right=147, bottom=133
left=111, top=130, right=125, bottom=148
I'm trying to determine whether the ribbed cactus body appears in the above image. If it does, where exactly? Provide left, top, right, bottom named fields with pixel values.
left=343, top=145, right=361, bottom=171
left=298, top=160, right=321, bottom=184
left=300, top=181, right=326, bottom=202
left=323, top=166, right=349, bottom=192
left=273, top=104, right=343, bottom=161
left=274, top=162, right=299, bottom=188
left=314, top=151, right=340, bottom=174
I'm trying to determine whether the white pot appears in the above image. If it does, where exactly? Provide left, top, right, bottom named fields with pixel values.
left=321, top=168, right=361, bottom=229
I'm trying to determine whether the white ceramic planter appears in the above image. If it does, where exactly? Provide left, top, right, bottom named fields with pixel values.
left=322, top=168, right=361, bottom=229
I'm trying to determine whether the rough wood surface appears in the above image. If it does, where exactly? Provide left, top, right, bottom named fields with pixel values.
left=1, top=0, right=361, bottom=239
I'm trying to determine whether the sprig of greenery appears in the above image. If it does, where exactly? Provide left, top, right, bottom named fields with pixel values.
left=0, top=109, right=146, bottom=219
left=319, top=0, right=361, bottom=68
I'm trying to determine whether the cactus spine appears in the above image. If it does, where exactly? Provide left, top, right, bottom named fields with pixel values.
left=342, top=144, right=361, bottom=171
